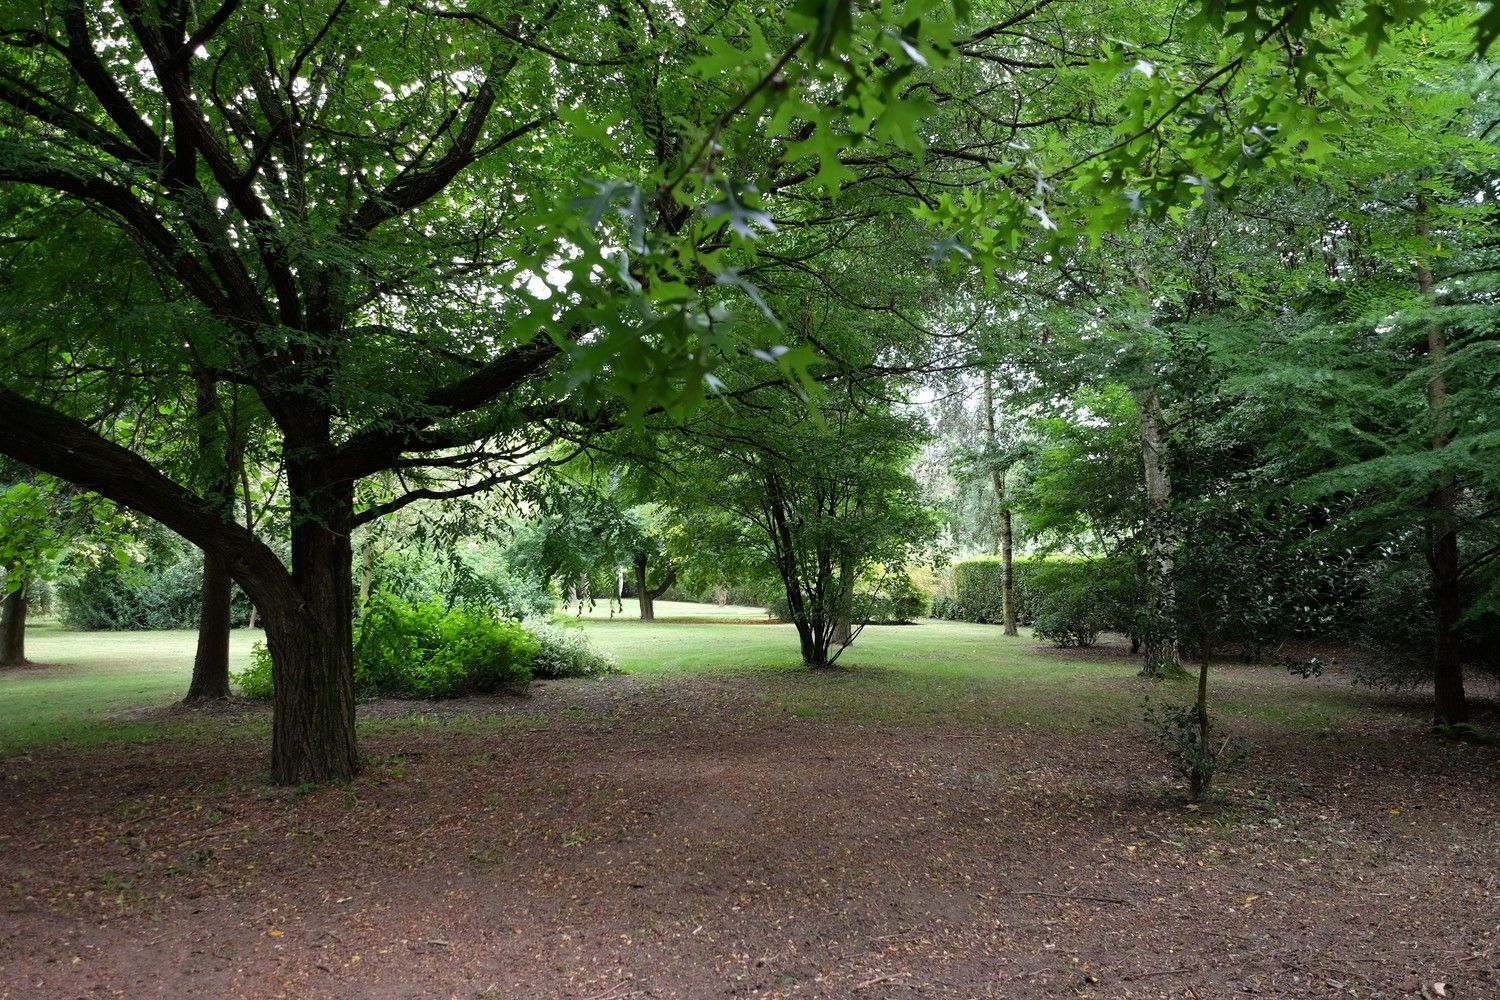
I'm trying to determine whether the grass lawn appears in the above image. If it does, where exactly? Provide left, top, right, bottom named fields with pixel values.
left=0, top=607, right=1412, bottom=755
left=558, top=597, right=771, bottom=620
left=0, top=619, right=261, bottom=753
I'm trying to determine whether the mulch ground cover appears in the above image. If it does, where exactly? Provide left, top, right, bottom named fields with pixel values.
left=2, top=665, right=1497, bottom=999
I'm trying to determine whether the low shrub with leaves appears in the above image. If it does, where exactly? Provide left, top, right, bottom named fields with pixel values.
left=1142, top=699, right=1248, bottom=802
left=233, top=597, right=623, bottom=698
left=524, top=618, right=620, bottom=678
left=234, top=594, right=539, bottom=700
left=1032, top=589, right=1103, bottom=648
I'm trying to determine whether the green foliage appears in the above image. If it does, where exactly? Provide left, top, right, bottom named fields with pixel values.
left=1142, top=698, right=1248, bottom=802
left=854, top=570, right=927, bottom=625
left=353, top=595, right=538, bottom=699
left=234, top=600, right=621, bottom=697
left=947, top=556, right=1142, bottom=635
left=57, top=549, right=251, bottom=631
left=523, top=619, right=621, bottom=679
left=235, top=644, right=276, bottom=701
left=370, top=547, right=554, bottom=621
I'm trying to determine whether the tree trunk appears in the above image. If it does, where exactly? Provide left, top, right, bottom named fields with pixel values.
left=265, top=467, right=358, bottom=785
left=1416, top=195, right=1468, bottom=727
left=1000, top=508, right=1018, bottom=636
left=1190, top=650, right=1211, bottom=801
left=983, top=371, right=1019, bottom=636
left=185, top=370, right=238, bottom=702
left=634, top=553, right=656, bottom=623
left=0, top=581, right=28, bottom=666
left=1135, top=386, right=1179, bottom=677
left=634, top=551, right=677, bottom=623
left=358, top=543, right=375, bottom=612
left=184, top=553, right=233, bottom=701
left=715, top=583, right=727, bottom=607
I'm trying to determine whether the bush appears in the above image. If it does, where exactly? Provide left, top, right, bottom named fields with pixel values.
left=947, top=555, right=1139, bottom=631
left=232, top=598, right=621, bottom=698
left=930, top=595, right=959, bottom=620
left=58, top=553, right=251, bottom=630
left=366, top=547, right=554, bottom=620
left=235, top=642, right=276, bottom=699
left=1032, top=588, right=1103, bottom=647
left=354, top=595, right=536, bottom=697
left=949, top=557, right=1006, bottom=623
left=855, top=569, right=926, bottom=624
left=525, top=618, right=620, bottom=678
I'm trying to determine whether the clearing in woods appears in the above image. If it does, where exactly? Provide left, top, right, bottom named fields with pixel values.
left=1, top=615, right=1496, bottom=998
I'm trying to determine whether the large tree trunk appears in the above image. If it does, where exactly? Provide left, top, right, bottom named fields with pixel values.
left=1416, top=195, right=1468, bottom=727
left=0, top=580, right=27, bottom=666
left=265, top=467, right=358, bottom=785
left=184, top=553, right=233, bottom=701
left=1135, top=386, right=1179, bottom=677
left=0, top=387, right=355, bottom=784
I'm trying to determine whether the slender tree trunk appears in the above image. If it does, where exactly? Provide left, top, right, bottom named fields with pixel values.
left=185, top=372, right=237, bottom=702
left=184, top=553, right=233, bottom=701
left=247, top=605, right=258, bottom=630
left=0, top=580, right=28, bottom=666
left=983, top=372, right=1019, bottom=636
left=715, top=583, right=727, bottom=607
left=1190, top=649, right=1211, bottom=801
left=358, top=543, right=375, bottom=612
left=1416, top=194, right=1468, bottom=726
left=1135, top=386, right=1179, bottom=677
left=1000, top=508, right=1018, bottom=636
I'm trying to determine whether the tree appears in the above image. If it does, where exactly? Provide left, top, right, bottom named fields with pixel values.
left=666, top=398, right=935, bottom=667
left=0, top=0, right=946, bottom=781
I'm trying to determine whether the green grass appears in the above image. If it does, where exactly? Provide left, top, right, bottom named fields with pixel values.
left=0, top=605, right=1396, bottom=756
left=0, top=619, right=260, bottom=753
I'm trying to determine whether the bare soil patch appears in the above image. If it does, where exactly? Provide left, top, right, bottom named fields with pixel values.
left=2, top=669, right=1497, bottom=999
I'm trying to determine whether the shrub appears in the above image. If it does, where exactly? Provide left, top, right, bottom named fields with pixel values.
left=949, top=557, right=1005, bottom=623
left=930, top=595, right=959, bottom=620
left=855, top=569, right=926, bottom=624
left=234, top=642, right=276, bottom=699
left=366, top=547, right=555, bottom=620
left=58, top=553, right=252, bottom=630
left=234, top=596, right=622, bottom=699
left=1032, top=588, right=1103, bottom=648
left=354, top=595, right=536, bottom=698
left=948, top=555, right=1139, bottom=631
left=525, top=618, right=620, bottom=678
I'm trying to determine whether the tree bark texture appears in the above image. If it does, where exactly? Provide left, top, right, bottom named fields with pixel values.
left=1135, top=386, right=1179, bottom=677
left=184, top=552, right=233, bottom=700
left=0, top=582, right=27, bottom=666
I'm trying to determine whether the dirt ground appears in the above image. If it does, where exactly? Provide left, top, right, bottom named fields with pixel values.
left=2, top=664, right=1497, bottom=999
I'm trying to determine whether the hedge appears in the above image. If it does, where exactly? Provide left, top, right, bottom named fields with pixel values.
left=937, top=555, right=1141, bottom=632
